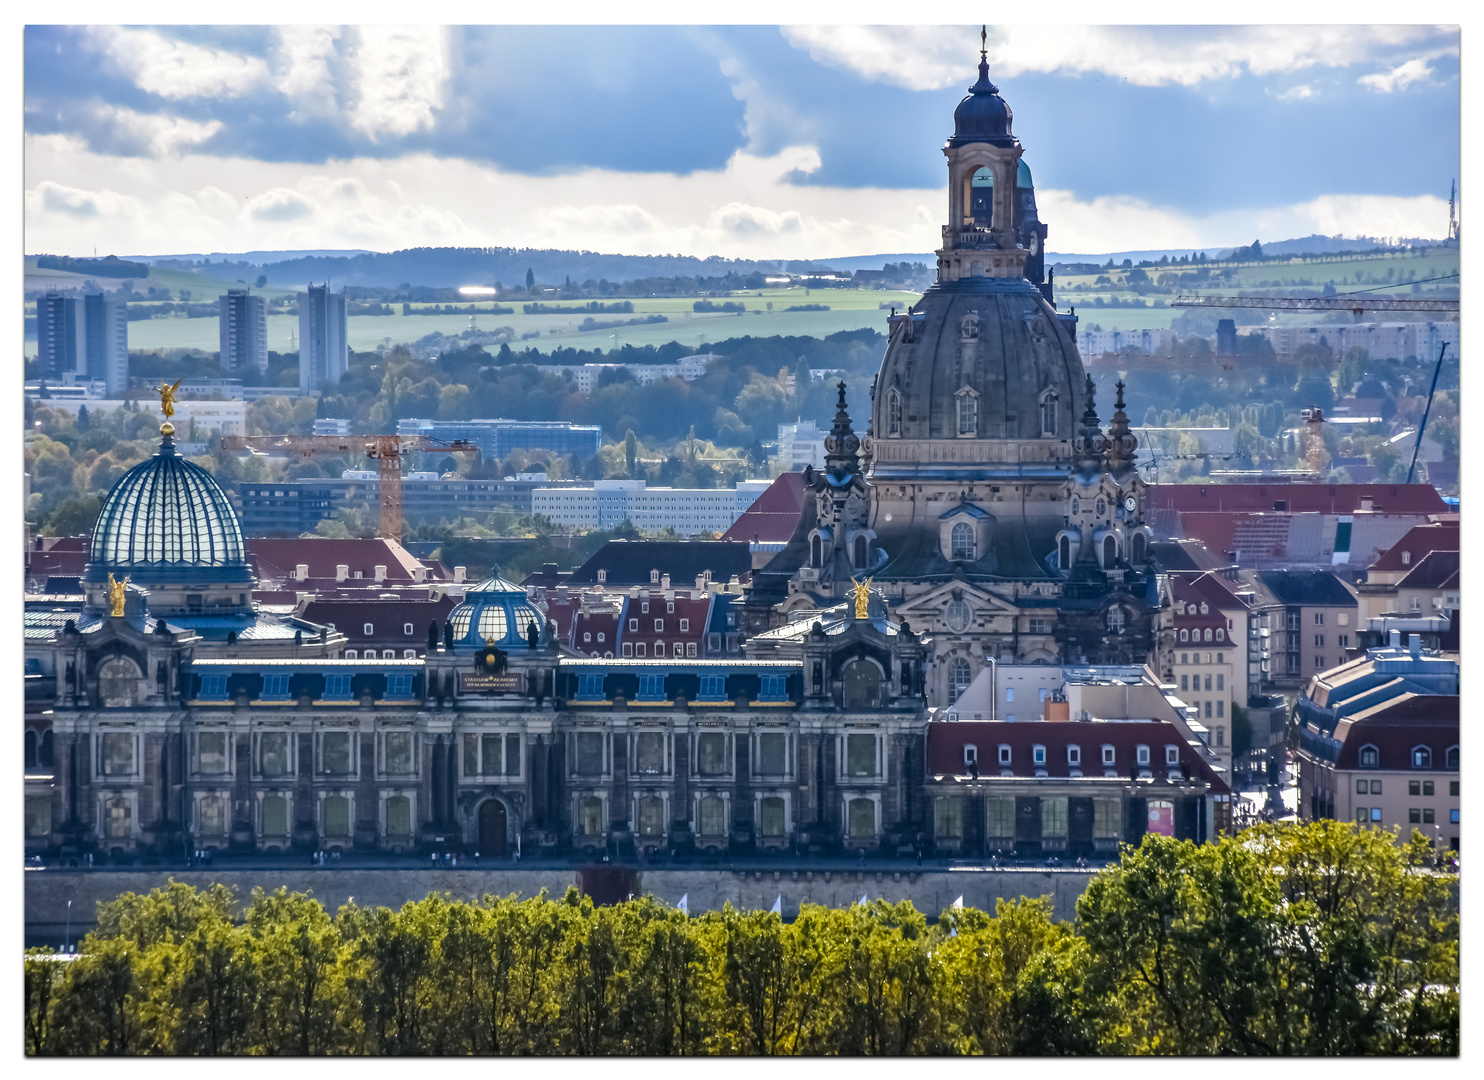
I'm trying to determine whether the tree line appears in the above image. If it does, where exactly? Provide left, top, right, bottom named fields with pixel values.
left=23, top=823, right=1457, bottom=1056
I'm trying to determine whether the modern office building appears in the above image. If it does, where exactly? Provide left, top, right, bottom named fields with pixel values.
left=218, top=288, right=269, bottom=375
left=36, top=291, right=85, bottom=382
left=298, top=283, right=348, bottom=393
left=81, top=293, right=129, bottom=395
left=396, top=418, right=602, bottom=463
left=530, top=479, right=772, bottom=533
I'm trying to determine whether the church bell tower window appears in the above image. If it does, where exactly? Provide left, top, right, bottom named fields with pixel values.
left=887, top=389, right=902, bottom=436
left=956, top=387, right=978, bottom=436
left=968, top=167, right=994, bottom=228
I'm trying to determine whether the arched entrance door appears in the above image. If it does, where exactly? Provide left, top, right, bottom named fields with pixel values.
left=478, top=798, right=507, bottom=856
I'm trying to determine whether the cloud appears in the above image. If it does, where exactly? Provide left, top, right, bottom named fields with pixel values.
left=782, top=25, right=1456, bottom=90
left=90, top=26, right=270, bottom=99
left=529, top=204, right=667, bottom=236
left=246, top=188, right=316, bottom=222
left=347, top=26, right=449, bottom=140
left=273, top=25, right=342, bottom=119
left=1275, top=84, right=1316, bottom=101
left=92, top=104, right=223, bottom=156
left=26, top=180, right=142, bottom=221
left=1359, top=58, right=1434, bottom=92
left=707, top=203, right=807, bottom=237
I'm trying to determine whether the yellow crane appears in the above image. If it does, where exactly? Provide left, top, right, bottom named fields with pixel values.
left=220, top=433, right=478, bottom=543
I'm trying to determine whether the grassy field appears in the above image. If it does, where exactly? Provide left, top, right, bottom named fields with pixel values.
left=25, top=287, right=923, bottom=356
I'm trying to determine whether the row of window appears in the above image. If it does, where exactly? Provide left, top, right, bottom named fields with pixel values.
left=195, top=673, right=415, bottom=701
left=343, top=649, right=419, bottom=659
left=881, top=388, right=1060, bottom=438
left=1356, top=807, right=1459, bottom=826
left=570, top=729, right=819, bottom=778
left=628, top=617, right=692, bottom=631
left=574, top=793, right=833, bottom=840
left=1357, top=745, right=1459, bottom=770
left=1355, top=779, right=1460, bottom=796
left=1180, top=673, right=1225, bottom=693
left=933, top=796, right=1128, bottom=840
left=1178, top=652, right=1224, bottom=665
left=965, top=742, right=1179, bottom=769
left=1179, top=627, right=1226, bottom=643
left=621, top=641, right=699, bottom=658
left=572, top=672, right=788, bottom=701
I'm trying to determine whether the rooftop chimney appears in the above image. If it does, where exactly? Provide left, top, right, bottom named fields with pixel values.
left=661, top=573, right=671, bottom=590
left=1390, top=629, right=1402, bottom=649
left=411, top=566, right=425, bottom=583
left=454, top=566, right=466, bottom=583
left=374, top=564, right=387, bottom=583
left=295, top=564, right=309, bottom=581
left=1408, top=633, right=1421, bottom=660
left=335, top=564, right=349, bottom=582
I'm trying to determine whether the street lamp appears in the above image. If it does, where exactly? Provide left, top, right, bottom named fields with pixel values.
left=64, top=899, right=72, bottom=955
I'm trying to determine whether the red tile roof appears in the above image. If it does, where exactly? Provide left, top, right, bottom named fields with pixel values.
left=1147, top=483, right=1447, bottom=516
left=1368, top=522, right=1459, bottom=573
left=722, top=472, right=809, bottom=545
left=1334, top=694, right=1458, bottom=771
left=927, top=721, right=1229, bottom=793
left=247, top=538, right=431, bottom=584
left=1396, top=550, right=1460, bottom=591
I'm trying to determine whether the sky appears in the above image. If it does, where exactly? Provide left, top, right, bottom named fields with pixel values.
left=22, top=23, right=1462, bottom=261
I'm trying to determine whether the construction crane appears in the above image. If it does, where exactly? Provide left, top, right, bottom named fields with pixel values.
left=220, top=433, right=478, bottom=543
left=1448, top=180, right=1459, bottom=241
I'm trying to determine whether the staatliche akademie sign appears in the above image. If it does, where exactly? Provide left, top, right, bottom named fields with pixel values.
left=458, top=673, right=524, bottom=694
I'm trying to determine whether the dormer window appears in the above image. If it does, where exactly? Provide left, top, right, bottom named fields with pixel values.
left=887, top=389, right=902, bottom=437
left=1165, top=745, right=1179, bottom=765
left=1136, top=745, right=1150, bottom=766
left=1402, top=551, right=1411, bottom=566
left=1068, top=744, right=1081, bottom=765
left=1032, top=744, right=1046, bottom=765
left=998, top=744, right=1012, bottom=765
left=1101, top=745, right=1115, bottom=765
left=650, top=570, right=660, bottom=584
left=1360, top=745, right=1379, bottom=768
left=955, top=386, right=979, bottom=436
left=950, top=522, right=975, bottom=561
left=1412, top=746, right=1432, bottom=769
left=964, top=744, right=978, bottom=768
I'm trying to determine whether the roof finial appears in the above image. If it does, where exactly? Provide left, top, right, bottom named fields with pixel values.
left=980, top=25, right=987, bottom=58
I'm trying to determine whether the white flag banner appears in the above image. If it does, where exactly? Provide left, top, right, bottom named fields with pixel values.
left=677, top=894, right=688, bottom=916
left=770, top=895, right=782, bottom=915
left=859, top=893, right=869, bottom=906
left=952, top=895, right=964, bottom=909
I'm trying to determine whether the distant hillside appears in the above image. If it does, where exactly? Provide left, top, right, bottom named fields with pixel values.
left=132, top=248, right=848, bottom=291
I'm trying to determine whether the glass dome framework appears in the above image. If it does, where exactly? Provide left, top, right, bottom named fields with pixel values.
left=446, top=576, right=545, bottom=649
left=84, top=430, right=252, bottom=589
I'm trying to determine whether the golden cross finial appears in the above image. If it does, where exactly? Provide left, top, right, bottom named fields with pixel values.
left=849, top=576, right=873, bottom=620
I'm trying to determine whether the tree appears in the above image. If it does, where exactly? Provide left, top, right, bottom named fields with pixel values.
left=525, top=268, right=535, bottom=291
left=255, top=274, right=268, bottom=288
left=1230, top=702, right=1253, bottom=761
left=624, top=429, right=638, bottom=476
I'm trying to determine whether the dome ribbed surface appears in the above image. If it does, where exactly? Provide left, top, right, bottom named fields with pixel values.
left=448, top=576, right=544, bottom=647
left=89, top=435, right=246, bottom=572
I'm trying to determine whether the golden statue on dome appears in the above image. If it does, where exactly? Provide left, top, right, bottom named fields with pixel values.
left=106, top=572, right=130, bottom=617
left=157, top=379, right=182, bottom=430
left=849, top=576, right=874, bottom=620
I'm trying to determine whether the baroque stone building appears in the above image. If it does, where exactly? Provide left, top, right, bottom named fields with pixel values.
left=743, top=45, right=1160, bottom=708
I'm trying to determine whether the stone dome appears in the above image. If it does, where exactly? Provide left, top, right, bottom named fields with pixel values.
left=949, top=56, right=1014, bottom=148
left=85, top=428, right=250, bottom=586
left=447, top=576, right=547, bottom=648
left=870, top=276, right=1087, bottom=467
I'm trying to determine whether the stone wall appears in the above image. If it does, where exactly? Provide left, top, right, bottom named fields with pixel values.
left=25, top=866, right=1098, bottom=943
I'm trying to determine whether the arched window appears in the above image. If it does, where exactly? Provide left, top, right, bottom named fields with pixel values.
left=887, top=389, right=902, bottom=436
left=1096, top=497, right=1106, bottom=517
left=1040, top=393, right=1058, bottom=436
left=969, top=166, right=994, bottom=227
left=1130, top=532, right=1146, bottom=564
left=848, top=797, right=876, bottom=839
left=386, top=796, right=412, bottom=837
left=843, top=660, right=882, bottom=709
left=1058, top=534, right=1071, bottom=570
left=948, top=658, right=973, bottom=704
left=637, top=796, right=665, bottom=837
left=945, top=598, right=971, bottom=632
left=810, top=535, right=822, bottom=568
left=951, top=522, right=975, bottom=561
left=759, top=797, right=786, bottom=837
left=24, top=730, right=37, bottom=769
left=579, top=797, right=604, bottom=837
left=957, top=393, right=978, bottom=436
left=1412, top=746, right=1432, bottom=769
left=322, top=795, right=350, bottom=837
left=1107, top=607, right=1126, bottom=633
left=1071, top=496, right=1081, bottom=516
left=1215, top=627, right=1224, bottom=642
left=1204, top=628, right=1213, bottom=643
left=1103, top=535, right=1117, bottom=567
left=99, top=658, right=139, bottom=708
left=853, top=534, right=868, bottom=568
left=39, top=730, right=53, bottom=769
left=1180, top=629, right=1189, bottom=642
left=199, top=795, right=226, bottom=837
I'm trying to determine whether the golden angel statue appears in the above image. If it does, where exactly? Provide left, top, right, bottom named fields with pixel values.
left=849, top=576, right=873, bottom=620
left=157, top=379, right=182, bottom=419
left=106, top=572, right=130, bottom=617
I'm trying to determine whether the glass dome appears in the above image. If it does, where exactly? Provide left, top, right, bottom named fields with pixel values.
left=447, top=575, right=545, bottom=648
left=85, top=428, right=250, bottom=585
